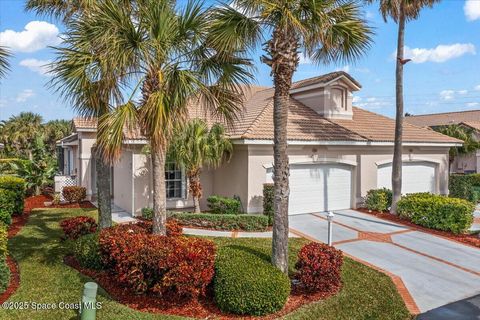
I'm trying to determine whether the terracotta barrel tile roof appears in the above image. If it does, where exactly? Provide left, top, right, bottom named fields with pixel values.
left=71, top=72, right=461, bottom=145
left=404, top=110, right=480, bottom=127
left=461, top=121, right=480, bottom=132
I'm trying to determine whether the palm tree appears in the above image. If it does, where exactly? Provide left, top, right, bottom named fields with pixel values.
left=70, top=0, right=252, bottom=235
left=0, top=112, right=43, bottom=159
left=169, top=120, right=233, bottom=213
left=27, top=0, right=116, bottom=229
left=43, top=119, right=72, bottom=154
left=211, top=0, right=373, bottom=272
left=367, top=0, right=440, bottom=214
left=0, top=46, right=11, bottom=78
left=435, top=124, right=480, bottom=171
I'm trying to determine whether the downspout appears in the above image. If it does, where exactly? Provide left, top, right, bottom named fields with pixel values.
left=131, top=150, right=135, bottom=217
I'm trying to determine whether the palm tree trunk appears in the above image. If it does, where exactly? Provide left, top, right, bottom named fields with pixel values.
left=391, top=4, right=406, bottom=215
left=268, top=27, right=298, bottom=274
left=96, top=154, right=112, bottom=229
left=188, top=172, right=202, bottom=213
left=151, top=144, right=167, bottom=235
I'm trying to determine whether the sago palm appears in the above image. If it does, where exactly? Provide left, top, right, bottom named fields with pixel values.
left=367, top=0, right=440, bottom=214
left=169, top=119, right=232, bottom=213
left=210, top=0, right=373, bottom=272
left=73, top=0, right=252, bottom=235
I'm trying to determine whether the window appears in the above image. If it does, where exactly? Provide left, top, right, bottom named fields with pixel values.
left=165, top=162, right=185, bottom=199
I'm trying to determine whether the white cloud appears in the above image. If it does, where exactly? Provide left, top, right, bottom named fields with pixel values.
left=335, top=65, right=350, bottom=72
left=0, top=21, right=60, bottom=52
left=457, top=89, right=468, bottom=95
left=475, top=85, right=480, bottom=91
left=440, top=90, right=455, bottom=100
left=465, top=0, right=480, bottom=21
left=398, top=43, right=476, bottom=63
left=16, top=89, right=35, bottom=102
left=355, top=96, right=392, bottom=110
left=466, top=102, right=479, bottom=107
left=352, top=96, right=361, bottom=103
left=19, top=58, right=52, bottom=76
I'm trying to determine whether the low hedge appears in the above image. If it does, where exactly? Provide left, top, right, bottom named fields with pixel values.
left=449, top=174, right=480, bottom=203
left=397, top=193, right=475, bottom=234
left=207, top=195, right=241, bottom=215
left=365, top=188, right=392, bottom=212
left=214, top=245, right=290, bottom=316
left=74, top=233, right=103, bottom=270
left=263, top=183, right=274, bottom=225
left=0, top=176, right=26, bottom=215
left=0, top=223, right=9, bottom=293
left=168, top=212, right=269, bottom=231
left=0, top=189, right=16, bottom=225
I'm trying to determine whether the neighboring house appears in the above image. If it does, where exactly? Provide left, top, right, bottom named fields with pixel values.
left=56, top=71, right=461, bottom=216
left=405, top=110, right=480, bottom=174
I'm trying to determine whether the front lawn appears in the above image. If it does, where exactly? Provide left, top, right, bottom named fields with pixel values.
left=2, top=208, right=411, bottom=320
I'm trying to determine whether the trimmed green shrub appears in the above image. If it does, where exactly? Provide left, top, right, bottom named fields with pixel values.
left=0, top=175, right=26, bottom=214
left=449, top=174, right=480, bottom=203
left=214, top=245, right=290, bottom=316
left=62, top=186, right=87, bottom=203
left=397, top=193, right=475, bottom=234
left=74, top=233, right=103, bottom=270
left=0, top=189, right=16, bottom=225
left=169, top=212, right=268, bottom=231
left=141, top=207, right=153, bottom=220
left=263, top=183, right=274, bottom=225
left=0, top=223, right=9, bottom=293
left=207, top=195, right=241, bottom=215
left=365, top=188, right=392, bottom=212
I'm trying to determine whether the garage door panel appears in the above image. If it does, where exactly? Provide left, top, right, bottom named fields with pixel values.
left=287, top=164, right=352, bottom=215
left=377, top=162, right=436, bottom=194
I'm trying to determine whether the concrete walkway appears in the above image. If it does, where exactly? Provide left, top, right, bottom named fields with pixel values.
left=289, top=210, right=480, bottom=314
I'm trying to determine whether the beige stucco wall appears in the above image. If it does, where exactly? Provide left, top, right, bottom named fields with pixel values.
left=242, top=144, right=450, bottom=213
left=77, top=132, right=96, bottom=197
left=113, top=148, right=133, bottom=213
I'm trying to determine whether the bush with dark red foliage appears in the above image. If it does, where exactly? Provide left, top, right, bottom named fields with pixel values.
left=62, top=186, right=87, bottom=203
left=59, top=216, right=97, bottom=240
left=295, top=242, right=343, bottom=293
left=98, top=222, right=213, bottom=298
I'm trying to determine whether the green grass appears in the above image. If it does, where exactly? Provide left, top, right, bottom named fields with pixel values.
left=2, top=208, right=411, bottom=320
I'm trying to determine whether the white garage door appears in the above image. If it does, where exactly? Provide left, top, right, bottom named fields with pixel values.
left=377, top=161, right=436, bottom=194
left=286, top=164, right=352, bottom=215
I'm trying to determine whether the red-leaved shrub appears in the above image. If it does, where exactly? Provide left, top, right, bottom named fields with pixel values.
left=295, top=242, right=343, bottom=293
left=59, top=216, right=97, bottom=240
left=98, top=223, right=213, bottom=298
left=62, top=186, right=87, bottom=203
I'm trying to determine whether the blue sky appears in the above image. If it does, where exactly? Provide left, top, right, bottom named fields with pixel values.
left=1, top=0, right=479, bottom=121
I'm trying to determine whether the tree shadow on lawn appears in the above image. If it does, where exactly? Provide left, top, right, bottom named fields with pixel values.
left=8, top=208, right=97, bottom=266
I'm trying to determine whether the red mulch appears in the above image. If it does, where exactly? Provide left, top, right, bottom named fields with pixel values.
left=358, top=208, right=480, bottom=248
left=64, top=255, right=338, bottom=319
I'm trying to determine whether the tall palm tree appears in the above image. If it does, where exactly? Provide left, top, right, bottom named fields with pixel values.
left=0, top=46, right=11, bottom=79
left=169, top=119, right=232, bottom=213
left=72, top=0, right=252, bottom=235
left=367, top=0, right=440, bottom=214
left=211, top=0, right=373, bottom=272
left=26, top=0, right=116, bottom=229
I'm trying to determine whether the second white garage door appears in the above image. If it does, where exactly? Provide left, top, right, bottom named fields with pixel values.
left=377, top=161, right=436, bottom=194
left=288, top=164, right=353, bottom=215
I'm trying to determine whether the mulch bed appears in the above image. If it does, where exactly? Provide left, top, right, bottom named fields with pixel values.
left=358, top=208, right=480, bottom=249
left=64, top=255, right=338, bottom=319
left=0, top=257, right=20, bottom=304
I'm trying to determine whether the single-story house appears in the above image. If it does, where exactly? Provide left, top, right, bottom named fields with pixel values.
left=56, top=71, right=461, bottom=216
left=405, top=110, right=480, bottom=174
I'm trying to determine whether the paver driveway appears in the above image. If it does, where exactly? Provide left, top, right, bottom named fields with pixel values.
left=289, top=210, right=480, bottom=313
